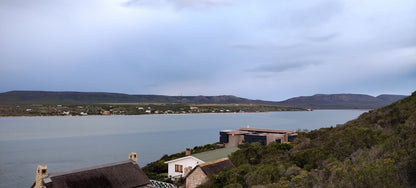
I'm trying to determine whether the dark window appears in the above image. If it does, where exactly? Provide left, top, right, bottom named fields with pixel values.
left=244, top=134, right=267, bottom=145
left=175, top=164, right=183, bottom=173
left=42, top=169, right=47, bottom=174
left=220, top=131, right=229, bottom=143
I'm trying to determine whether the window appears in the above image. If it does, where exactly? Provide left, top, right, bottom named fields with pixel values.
left=175, top=164, right=183, bottom=173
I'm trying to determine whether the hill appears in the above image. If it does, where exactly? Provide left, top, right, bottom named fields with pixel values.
left=277, top=93, right=407, bottom=109
left=0, top=91, right=407, bottom=109
left=0, top=91, right=273, bottom=105
left=201, top=91, right=416, bottom=187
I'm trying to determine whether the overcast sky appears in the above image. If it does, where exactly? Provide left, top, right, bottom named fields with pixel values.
left=0, top=0, right=415, bottom=101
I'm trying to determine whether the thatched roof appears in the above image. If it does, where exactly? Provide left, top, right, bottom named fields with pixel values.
left=185, top=158, right=235, bottom=178
left=199, top=158, right=235, bottom=176
left=34, top=160, right=150, bottom=188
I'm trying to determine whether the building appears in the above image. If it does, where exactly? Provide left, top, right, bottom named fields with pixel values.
left=165, top=147, right=238, bottom=179
left=220, top=127, right=298, bottom=147
left=31, top=152, right=152, bottom=188
left=185, top=158, right=235, bottom=188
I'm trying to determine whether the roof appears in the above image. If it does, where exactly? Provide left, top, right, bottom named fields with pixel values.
left=221, top=130, right=250, bottom=135
left=191, top=147, right=238, bottom=162
left=38, top=160, right=150, bottom=188
left=165, top=147, right=239, bottom=164
left=185, top=158, right=235, bottom=178
left=238, top=127, right=296, bottom=134
left=164, top=155, right=205, bottom=164
left=200, top=158, right=235, bottom=175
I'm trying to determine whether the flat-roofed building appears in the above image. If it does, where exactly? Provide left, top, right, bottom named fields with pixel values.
left=220, top=127, right=298, bottom=147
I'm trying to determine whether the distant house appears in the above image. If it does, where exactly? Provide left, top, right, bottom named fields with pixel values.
left=102, top=110, right=111, bottom=115
left=220, top=127, right=298, bottom=147
left=185, top=158, right=235, bottom=188
left=165, top=147, right=238, bottom=179
left=31, top=152, right=152, bottom=188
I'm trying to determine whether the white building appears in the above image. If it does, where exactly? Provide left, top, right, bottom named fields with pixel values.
left=165, top=147, right=238, bottom=179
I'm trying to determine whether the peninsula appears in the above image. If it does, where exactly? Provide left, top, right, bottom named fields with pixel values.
left=0, top=91, right=406, bottom=116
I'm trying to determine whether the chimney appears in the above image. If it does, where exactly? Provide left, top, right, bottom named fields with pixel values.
left=35, top=165, right=48, bottom=188
left=185, top=148, right=191, bottom=156
left=129, top=152, right=138, bottom=163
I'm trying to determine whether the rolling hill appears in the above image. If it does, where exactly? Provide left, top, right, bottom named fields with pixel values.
left=277, top=93, right=407, bottom=109
left=0, top=90, right=407, bottom=109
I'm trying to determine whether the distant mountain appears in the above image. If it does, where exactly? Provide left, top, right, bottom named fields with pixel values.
left=0, top=91, right=407, bottom=109
left=276, top=93, right=407, bottom=109
left=0, top=91, right=274, bottom=105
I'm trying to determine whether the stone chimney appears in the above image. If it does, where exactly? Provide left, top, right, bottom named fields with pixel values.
left=185, top=148, right=191, bottom=156
left=35, top=165, right=48, bottom=188
left=129, top=152, right=138, bottom=163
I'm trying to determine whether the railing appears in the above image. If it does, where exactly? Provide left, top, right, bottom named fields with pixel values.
left=149, top=180, right=176, bottom=188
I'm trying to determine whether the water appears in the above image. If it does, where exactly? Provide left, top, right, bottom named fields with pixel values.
left=0, top=110, right=366, bottom=187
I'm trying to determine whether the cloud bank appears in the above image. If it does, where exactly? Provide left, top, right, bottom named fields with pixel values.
left=0, top=0, right=415, bottom=100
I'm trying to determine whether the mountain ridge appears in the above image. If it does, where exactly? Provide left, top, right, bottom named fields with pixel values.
left=0, top=90, right=407, bottom=109
left=277, top=93, right=407, bottom=109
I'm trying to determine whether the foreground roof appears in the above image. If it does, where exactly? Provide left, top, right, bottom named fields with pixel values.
left=37, top=160, right=150, bottom=188
left=185, top=158, right=235, bottom=178
left=199, top=158, right=235, bottom=176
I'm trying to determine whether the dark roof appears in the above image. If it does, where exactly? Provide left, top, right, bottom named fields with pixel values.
left=200, top=158, right=235, bottom=175
left=185, top=158, right=235, bottom=178
left=40, top=160, right=150, bottom=188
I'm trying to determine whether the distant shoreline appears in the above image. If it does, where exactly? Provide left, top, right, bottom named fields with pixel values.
left=0, top=103, right=307, bottom=117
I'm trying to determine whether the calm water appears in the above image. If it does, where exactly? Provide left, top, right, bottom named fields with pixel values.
left=0, top=110, right=366, bottom=188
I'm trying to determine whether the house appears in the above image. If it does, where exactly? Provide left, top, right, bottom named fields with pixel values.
left=220, top=127, right=298, bottom=147
left=165, top=147, right=238, bottom=179
left=31, top=152, right=152, bottom=188
left=185, top=158, right=235, bottom=188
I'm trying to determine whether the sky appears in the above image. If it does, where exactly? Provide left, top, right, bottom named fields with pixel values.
left=0, top=0, right=415, bottom=101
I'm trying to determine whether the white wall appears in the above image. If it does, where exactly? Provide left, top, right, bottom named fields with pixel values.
left=166, top=156, right=204, bottom=178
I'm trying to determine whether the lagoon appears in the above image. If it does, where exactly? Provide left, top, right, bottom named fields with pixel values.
left=0, top=110, right=366, bottom=188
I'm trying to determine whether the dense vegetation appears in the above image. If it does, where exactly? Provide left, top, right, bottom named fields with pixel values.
left=198, top=91, right=416, bottom=187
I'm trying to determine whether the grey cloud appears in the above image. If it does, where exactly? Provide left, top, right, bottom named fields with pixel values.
left=250, top=60, right=322, bottom=73
left=230, top=44, right=259, bottom=50
left=306, top=33, right=339, bottom=42
left=123, top=0, right=234, bottom=9
left=230, top=43, right=302, bottom=50
left=289, top=0, right=344, bottom=27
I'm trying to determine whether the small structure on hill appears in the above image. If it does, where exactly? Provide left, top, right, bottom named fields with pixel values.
left=32, top=152, right=153, bottom=188
left=185, top=158, right=235, bottom=188
left=165, top=147, right=238, bottom=179
left=220, top=127, right=298, bottom=147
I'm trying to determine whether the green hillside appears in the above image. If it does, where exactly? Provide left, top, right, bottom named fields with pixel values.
left=201, top=91, right=416, bottom=187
